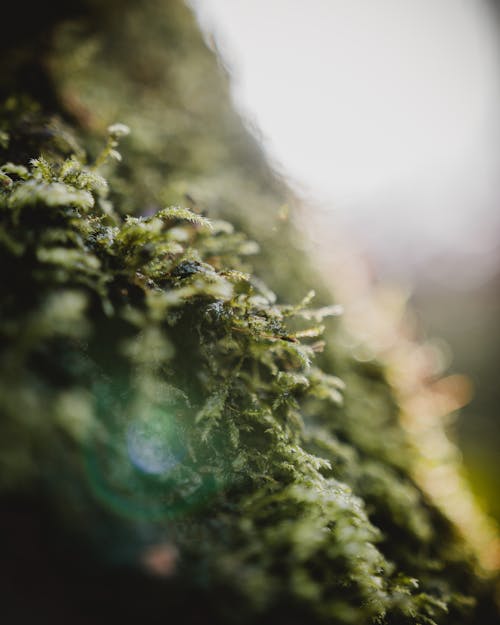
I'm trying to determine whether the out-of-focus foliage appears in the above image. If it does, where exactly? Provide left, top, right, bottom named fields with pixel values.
left=413, top=283, right=500, bottom=525
left=301, top=218, right=500, bottom=571
left=0, top=1, right=499, bottom=623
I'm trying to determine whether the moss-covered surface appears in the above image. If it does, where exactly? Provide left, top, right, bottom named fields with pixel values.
left=1, top=1, right=499, bottom=623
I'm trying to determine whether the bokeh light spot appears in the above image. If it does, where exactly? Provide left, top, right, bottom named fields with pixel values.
left=126, top=412, right=184, bottom=475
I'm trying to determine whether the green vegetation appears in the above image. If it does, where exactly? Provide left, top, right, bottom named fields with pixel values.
left=0, top=1, right=498, bottom=623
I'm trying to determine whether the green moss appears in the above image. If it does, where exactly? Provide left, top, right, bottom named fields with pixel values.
left=0, top=113, right=495, bottom=624
left=0, top=1, right=498, bottom=623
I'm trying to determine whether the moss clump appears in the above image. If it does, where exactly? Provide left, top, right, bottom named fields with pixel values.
left=0, top=1, right=499, bottom=623
left=0, top=113, right=496, bottom=624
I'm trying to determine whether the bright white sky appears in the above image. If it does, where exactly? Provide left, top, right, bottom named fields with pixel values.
left=192, top=0, right=500, bottom=285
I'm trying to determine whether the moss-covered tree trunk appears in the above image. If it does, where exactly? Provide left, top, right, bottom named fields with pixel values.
left=1, top=1, right=498, bottom=624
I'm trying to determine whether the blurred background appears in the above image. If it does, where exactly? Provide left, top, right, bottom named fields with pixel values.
left=191, top=0, right=500, bottom=522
